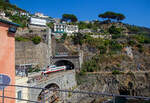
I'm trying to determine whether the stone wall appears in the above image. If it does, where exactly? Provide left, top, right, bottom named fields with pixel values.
left=15, top=41, right=49, bottom=68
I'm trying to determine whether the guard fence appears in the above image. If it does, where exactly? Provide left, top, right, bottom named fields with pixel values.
left=0, top=84, right=150, bottom=103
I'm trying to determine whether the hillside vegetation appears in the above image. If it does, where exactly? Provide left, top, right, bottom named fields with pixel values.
left=0, top=0, right=29, bottom=28
left=65, top=23, right=150, bottom=74
left=0, top=0, right=26, bottom=12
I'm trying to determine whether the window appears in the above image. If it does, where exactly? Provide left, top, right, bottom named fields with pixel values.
left=17, top=91, right=22, bottom=99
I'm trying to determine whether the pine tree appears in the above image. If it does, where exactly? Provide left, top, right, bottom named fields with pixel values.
left=4, top=0, right=9, bottom=3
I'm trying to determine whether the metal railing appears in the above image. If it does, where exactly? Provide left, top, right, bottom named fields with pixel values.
left=0, top=84, right=150, bottom=103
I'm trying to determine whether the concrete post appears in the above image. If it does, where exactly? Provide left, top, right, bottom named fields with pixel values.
left=46, top=28, right=52, bottom=65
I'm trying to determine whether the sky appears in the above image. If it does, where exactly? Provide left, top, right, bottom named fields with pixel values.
left=11, top=0, right=150, bottom=28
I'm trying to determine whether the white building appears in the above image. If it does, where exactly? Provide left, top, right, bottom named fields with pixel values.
left=53, top=18, right=61, bottom=23
left=54, top=23, right=67, bottom=33
left=34, top=12, right=49, bottom=18
left=29, top=17, right=47, bottom=27
left=53, top=23, right=78, bottom=36
left=79, top=29, right=92, bottom=33
left=66, top=25, right=78, bottom=34
left=15, top=76, right=29, bottom=103
left=0, top=11, right=5, bottom=18
left=20, top=12, right=30, bottom=17
left=15, top=65, right=29, bottom=103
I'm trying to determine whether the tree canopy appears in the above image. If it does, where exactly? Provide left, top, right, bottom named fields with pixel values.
left=4, top=0, right=9, bottom=3
left=62, top=14, right=78, bottom=22
left=98, top=11, right=125, bottom=22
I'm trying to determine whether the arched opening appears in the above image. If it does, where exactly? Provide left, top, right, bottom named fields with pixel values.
left=38, top=83, right=60, bottom=102
left=54, top=60, right=75, bottom=70
left=45, top=83, right=60, bottom=89
left=119, top=87, right=130, bottom=95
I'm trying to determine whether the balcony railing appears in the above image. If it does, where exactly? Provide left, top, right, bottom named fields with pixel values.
left=0, top=84, right=150, bottom=103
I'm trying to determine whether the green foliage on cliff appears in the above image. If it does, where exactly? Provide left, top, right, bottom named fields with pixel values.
left=108, top=25, right=125, bottom=39
left=0, top=0, right=26, bottom=12
left=0, top=0, right=29, bottom=28
left=133, top=34, right=150, bottom=44
left=8, top=14, right=28, bottom=28
left=15, top=36, right=30, bottom=42
left=61, top=33, right=67, bottom=40
left=32, top=36, right=42, bottom=44
left=28, top=67, right=40, bottom=73
left=97, top=45, right=107, bottom=54
left=77, top=21, right=99, bottom=30
left=81, top=58, right=99, bottom=72
left=108, top=25, right=123, bottom=34
left=109, top=41, right=123, bottom=52
left=72, top=33, right=86, bottom=45
left=47, top=22, right=54, bottom=29
left=112, top=70, right=123, bottom=75
left=16, top=36, right=42, bottom=44
left=126, top=25, right=140, bottom=33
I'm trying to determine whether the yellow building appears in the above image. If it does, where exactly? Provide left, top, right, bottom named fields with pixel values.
left=15, top=76, right=29, bottom=103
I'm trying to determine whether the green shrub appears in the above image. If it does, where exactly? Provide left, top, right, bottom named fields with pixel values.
left=134, top=35, right=145, bottom=43
left=134, top=34, right=150, bottom=44
left=136, top=44, right=144, bottom=53
left=28, top=67, right=40, bottom=73
left=112, top=33, right=122, bottom=39
left=97, top=45, right=107, bottom=54
left=32, top=36, right=41, bottom=44
left=72, top=33, right=85, bottom=45
left=33, top=68, right=40, bottom=72
left=81, top=58, right=99, bottom=73
left=47, top=22, right=54, bottom=29
left=61, top=33, right=67, bottom=40
left=116, top=64, right=121, bottom=67
left=15, top=36, right=29, bottom=42
left=144, top=38, right=150, bottom=44
left=108, top=25, right=123, bottom=34
left=112, top=70, right=123, bottom=75
left=79, top=69, right=86, bottom=75
left=139, top=47, right=144, bottom=53
left=29, top=30, right=33, bottom=33
left=127, top=71, right=134, bottom=76
left=127, top=25, right=140, bottom=33
left=109, top=41, right=123, bottom=52
left=128, top=39, right=136, bottom=46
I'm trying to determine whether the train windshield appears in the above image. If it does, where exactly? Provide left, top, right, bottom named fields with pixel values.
left=49, top=65, right=56, bottom=68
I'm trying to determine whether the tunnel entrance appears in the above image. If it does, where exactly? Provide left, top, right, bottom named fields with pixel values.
left=38, top=83, right=60, bottom=103
left=54, top=60, right=75, bottom=70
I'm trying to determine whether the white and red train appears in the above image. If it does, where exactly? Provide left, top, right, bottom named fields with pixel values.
left=41, top=65, right=66, bottom=75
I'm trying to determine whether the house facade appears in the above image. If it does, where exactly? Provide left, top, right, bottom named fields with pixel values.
left=0, top=18, right=19, bottom=103
left=53, top=23, right=78, bottom=38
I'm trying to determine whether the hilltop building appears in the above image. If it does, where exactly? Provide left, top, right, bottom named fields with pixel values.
left=34, top=12, right=49, bottom=18
left=66, top=25, right=78, bottom=34
left=0, top=11, right=5, bottom=18
left=29, top=17, right=47, bottom=28
left=0, top=18, right=19, bottom=103
left=53, top=23, right=78, bottom=38
left=33, top=12, right=62, bottom=24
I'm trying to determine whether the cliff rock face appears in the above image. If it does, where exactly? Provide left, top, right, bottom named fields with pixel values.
left=72, top=72, right=150, bottom=103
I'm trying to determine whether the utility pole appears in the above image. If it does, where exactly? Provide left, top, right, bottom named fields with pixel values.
left=46, top=27, right=52, bottom=65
